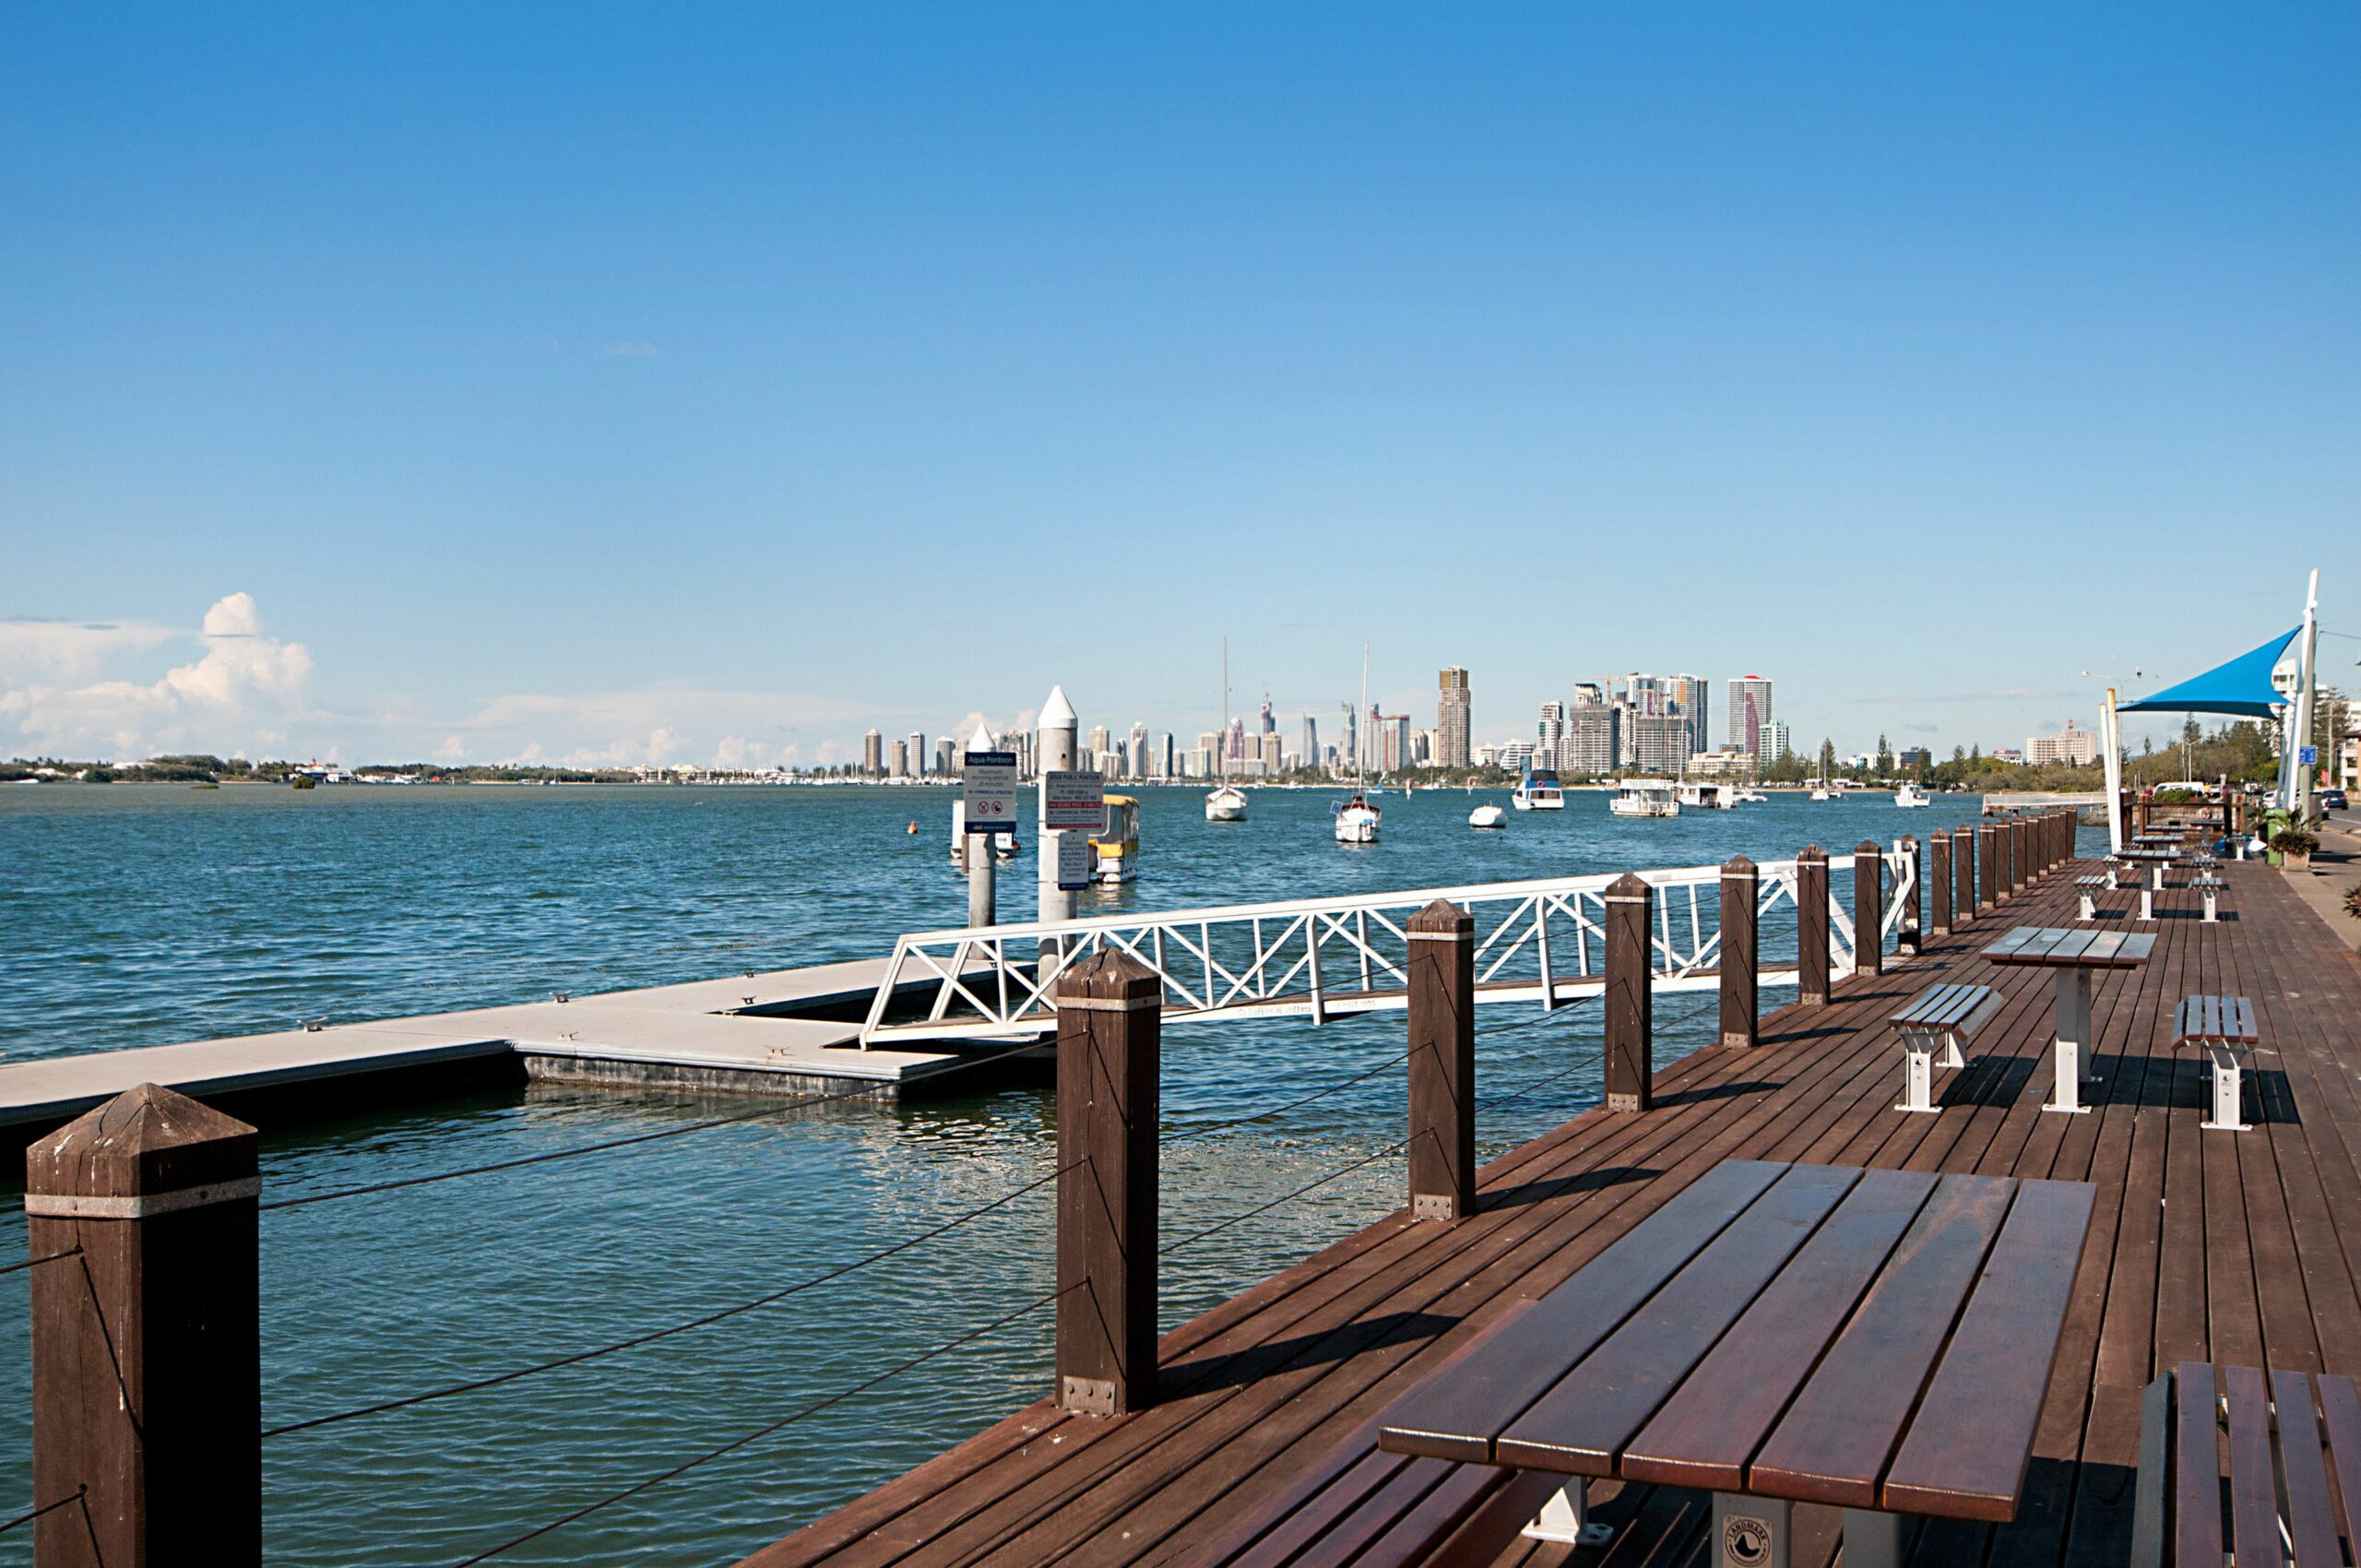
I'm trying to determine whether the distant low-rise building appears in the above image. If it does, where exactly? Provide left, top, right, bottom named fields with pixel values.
left=2025, top=721, right=2098, bottom=766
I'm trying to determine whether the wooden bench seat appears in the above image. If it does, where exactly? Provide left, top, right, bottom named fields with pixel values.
left=2131, top=1363, right=2361, bottom=1567
left=2173, top=994, right=2259, bottom=1132
left=1172, top=1418, right=1570, bottom=1568
left=1890, top=982, right=2000, bottom=1113
left=2072, top=874, right=2110, bottom=921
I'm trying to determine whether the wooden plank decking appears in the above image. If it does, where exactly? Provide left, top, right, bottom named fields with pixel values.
left=744, top=857, right=2361, bottom=1568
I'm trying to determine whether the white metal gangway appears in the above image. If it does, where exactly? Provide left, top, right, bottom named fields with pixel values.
left=858, top=849, right=1916, bottom=1047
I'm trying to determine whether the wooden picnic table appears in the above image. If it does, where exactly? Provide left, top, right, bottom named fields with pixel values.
left=2116, top=849, right=2181, bottom=890
left=1982, top=926, right=2155, bottom=1114
left=1375, top=1158, right=2095, bottom=1568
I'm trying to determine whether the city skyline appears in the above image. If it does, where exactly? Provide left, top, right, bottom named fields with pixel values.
left=4, top=11, right=2353, bottom=768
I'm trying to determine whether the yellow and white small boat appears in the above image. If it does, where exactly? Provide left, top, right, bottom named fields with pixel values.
left=1092, top=794, right=1141, bottom=883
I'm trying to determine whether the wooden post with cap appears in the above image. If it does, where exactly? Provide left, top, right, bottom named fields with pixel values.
left=1952, top=826, right=1976, bottom=927
left=1054, top=950, right=1160, bottom=1415
left=1928, top=831, right=1952, bottom=937
left=1796, top=846, right=1831, bottom=1006
left=1853, top=840, right=1884, bottom=976
left=26, top=1082, right=260, bottom=1568
left=1406, top=899, right=1475, bottom=1219
left=1719, top=855, right=1759, bottom=1049
left=1604, top=873, right=1654, bottom=1111
left=1977, top=823, right=1999, bottom=909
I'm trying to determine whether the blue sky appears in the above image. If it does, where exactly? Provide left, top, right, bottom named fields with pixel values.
left=3, top=5, right=2354, bottom=767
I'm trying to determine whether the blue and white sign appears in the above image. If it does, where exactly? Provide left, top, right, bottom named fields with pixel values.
left=2299, top=745, right=2319, bottom=766
left=1055, top=829, right=1093, bottom=891
left=961, top=751, right=1018, bottom=831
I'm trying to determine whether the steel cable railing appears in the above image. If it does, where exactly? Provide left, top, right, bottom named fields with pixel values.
left=0, top=1486, right=87, bottom=1536
left=255, top=1065, right=997, bottom=1213
left=446, top=1283, right=1074, bottom=1566
left=260, top=1159, right=1073, bottom=1438
left=1161, top=1048, right=1414, bottom=1144
left=0, top=1247, right=82, bottom=1278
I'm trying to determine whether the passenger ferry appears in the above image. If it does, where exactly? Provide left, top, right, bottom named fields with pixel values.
left=1511, top=766, right=1564, bottom=812
left=1608, top=779, right=1680, bottom=818
left=1091, top=794, right=1141, bottom=882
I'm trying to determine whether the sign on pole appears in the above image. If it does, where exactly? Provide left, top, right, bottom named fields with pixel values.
left=961, top=751, right=1018, bottom=831
left=2298, top=745, right=2319, bottom=766
left=1056, top=830, right=1093, bottom=891
left=1043, top=770, right=1106, bottom=832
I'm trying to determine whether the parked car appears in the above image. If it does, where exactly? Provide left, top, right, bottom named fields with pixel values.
left=2322, top=787, right=2349, bottom=811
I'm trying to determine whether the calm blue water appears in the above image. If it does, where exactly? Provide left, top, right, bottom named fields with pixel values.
left=0, top=782, right=2014, bottom=1565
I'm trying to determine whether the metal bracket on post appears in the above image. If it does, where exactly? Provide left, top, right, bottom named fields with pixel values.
left=2202, top=1044, right=2251, bottom=1132
left=1713, top=1493, right=1791, bottom=1568
left=1524, top=1478, right=1612, bottom=1547
left=2044, top=972, right=2100, bottom=1115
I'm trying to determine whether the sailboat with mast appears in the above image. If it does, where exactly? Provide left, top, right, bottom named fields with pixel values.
left=1204, top=639, right=1249, bottom=823
left=1333, top=646, right=1382, bottom=844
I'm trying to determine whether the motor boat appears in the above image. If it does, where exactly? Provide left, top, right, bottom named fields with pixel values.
left=1728, top=788, right=1769, bottom=804
left=950, top=801, right=1020, bottom=861
left=1091, top=794, right=1141, bottom=882
left=1893, top=783, right=1932, bottom=809
left=1608, top=779, right=1680, bottom=818
left=1334, top=791, right=1382, bottom=843
left=1204, top=784, right=1248, bottom=823
left=1468, top=802, right=1507, bottom=829
left=1511, top=766, right=1564, bottom=811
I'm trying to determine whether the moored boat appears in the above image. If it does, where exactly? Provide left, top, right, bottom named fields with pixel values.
left=1511, top=766, right=1564, bottom=811
left=1468, top=802, right=1506, bottom=829
left=1608, top=778, right=1680, bottom=818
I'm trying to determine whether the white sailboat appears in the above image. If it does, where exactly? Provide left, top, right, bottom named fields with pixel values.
left=1205, top=639, right=1249, bottom=823
left=1334, top=646, right=1381, bottom=844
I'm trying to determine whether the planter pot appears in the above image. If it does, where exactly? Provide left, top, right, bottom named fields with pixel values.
left=2284, top=850, right=2312, bottom=871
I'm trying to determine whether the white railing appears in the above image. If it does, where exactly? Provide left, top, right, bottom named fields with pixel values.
left=860, top=848, right=1918, bottom=1046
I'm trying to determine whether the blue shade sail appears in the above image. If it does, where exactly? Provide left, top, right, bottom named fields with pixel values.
left=2118, top=628, right=2300, bottom=718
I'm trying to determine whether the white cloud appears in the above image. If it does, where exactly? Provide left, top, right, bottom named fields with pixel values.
left=0, top=593, right=314, bottom=760
left=0, top=618, right=175, bottom=682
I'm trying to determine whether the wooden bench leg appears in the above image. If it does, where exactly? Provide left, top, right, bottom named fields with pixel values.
left=1522, top=1478, right=1611, bottom=1547
left=2202, top=890, right=2218, bottom=923
left=2078, top=890, right=2095, bottom=921
left=2139, top=886, right=2153, bottom=922
left=1713, top=1494, right=1790, bottom=1568
left=2202, top=1043, right=2251, bottom=1132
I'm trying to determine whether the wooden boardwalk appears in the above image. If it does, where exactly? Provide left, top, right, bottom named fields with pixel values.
left=744, top=857, right=2361, bottom=1568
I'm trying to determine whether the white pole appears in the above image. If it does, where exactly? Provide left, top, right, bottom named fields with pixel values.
left=1037, top=686, right=1078, bottom=956
left=2100, top=687, right=2125, bottom=855
left=966, top=719, right=997, bottom=928
left=2289, top=568, right=2320, bottom=820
